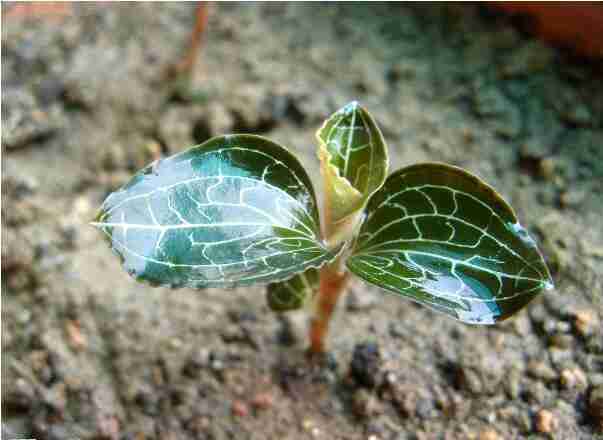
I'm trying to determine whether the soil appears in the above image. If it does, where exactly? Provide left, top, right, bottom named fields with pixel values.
left=2, top=3, right=603, bottom=439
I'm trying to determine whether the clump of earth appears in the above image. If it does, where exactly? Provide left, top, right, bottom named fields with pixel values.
left=2, top=4, right=602, bottom=439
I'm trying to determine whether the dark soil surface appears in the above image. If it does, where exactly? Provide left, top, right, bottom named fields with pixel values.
left=2, top=3, right=603, bottom=439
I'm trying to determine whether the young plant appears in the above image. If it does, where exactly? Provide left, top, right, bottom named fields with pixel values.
left=93, top=102, right=554, bottom=354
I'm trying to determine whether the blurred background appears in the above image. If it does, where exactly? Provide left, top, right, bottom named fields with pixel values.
left=2, top=3, right=602, bottom=439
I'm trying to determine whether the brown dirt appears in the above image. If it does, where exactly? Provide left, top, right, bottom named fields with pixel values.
left=2, top=3, right=602, bottom=439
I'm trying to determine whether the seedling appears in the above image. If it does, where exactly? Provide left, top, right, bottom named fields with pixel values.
left=93, top=102, right=553, bottom=354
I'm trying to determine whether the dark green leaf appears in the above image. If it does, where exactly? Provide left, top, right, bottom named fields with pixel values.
left=347, top=163, right=554, bottom=324
left=317, top=102, right=389, bottom=227
left=266, top=269, right=319, bottom=312
left=93, top=135, right=340, bottom=288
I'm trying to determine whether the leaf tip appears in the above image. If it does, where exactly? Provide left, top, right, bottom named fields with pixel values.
left=89, top=209, right=106, bottom=227
left=343, top=100, right=360, bottom=112
left=90, top=221, right=109, bottom=234
left=543, top=279, right=555, bottom=292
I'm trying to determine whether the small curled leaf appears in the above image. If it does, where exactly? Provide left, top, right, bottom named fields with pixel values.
left=317, top=102, right=389, bottom=238
left=347, top=163, right=554, bottom=324
left=266, top=268, right=319, bottom=312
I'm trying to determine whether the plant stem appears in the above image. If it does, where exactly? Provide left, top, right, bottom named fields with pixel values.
left=309, top=257, right=350, bottom=354
left=165, top=3, right=209, bottom=79
left=309, top=189, right=363, bottom=353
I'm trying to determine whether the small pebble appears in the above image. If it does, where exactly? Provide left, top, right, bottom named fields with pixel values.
left=479, top=428, right=502, bottom=440
left=232, top=400, right=249, bottom=417
left=572, top=310, right=597, bottom=337
left=461, top=127, right=475, bottom=145
left=555, top=321, right=571, bottom=333
left=302, top=419, right=321, bottom=437
left=538, top=158, right=555, bottom=180
left=350, top=342, right=382, bottom=388
left=560, top=367, right=588, bottom=390
left=251, top=392, right=274, bottom=410
left=535, top=409, right=557, bottom=434
left=384, top=371, right=397, bottom=386
left=65, top=320, right=86, bottom=351
left=71, top=196, right=92, bottom=218
left=169, top=338, right=183, bottom=349
left=352, top=389, right=381, bottom=418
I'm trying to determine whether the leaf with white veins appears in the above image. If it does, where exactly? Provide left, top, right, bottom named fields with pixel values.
left=347, top=163, right=554, bottom=324
left=93, top=135, right=341, bottom=289
left=317, top=102, right=388, bottom=240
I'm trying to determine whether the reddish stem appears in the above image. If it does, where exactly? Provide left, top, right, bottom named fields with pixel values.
left=309, top=263, right=350, bottom=354
left=166, top=2, right=209, bottom=78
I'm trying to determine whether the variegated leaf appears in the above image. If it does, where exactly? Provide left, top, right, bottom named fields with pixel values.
left=347, top=163, right=554, bottom=324
left=93, top=135, right=340, bottom=289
